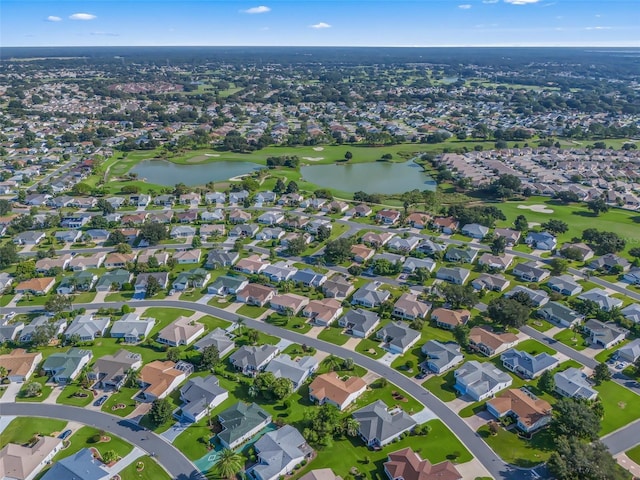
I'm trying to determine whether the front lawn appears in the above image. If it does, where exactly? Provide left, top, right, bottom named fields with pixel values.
left=477, top=424, right=554, bottom=468
left=56, top=384, right=94, bottom=407
left=317, top=325, right=349, bottom=346
left=179, top=288, right=207, bottom=302
left=54, top=426, right=133, bottom=461
left=353, top=378, right=423, bottom=414
left=72, top=292, right=97, bottom=304
left=16, top=375, right=53, bottom=402
left=528, top=318, right=554, bottom=333
left=198, top=315, right=232, bottom=332
left=626, top=444, right=640, bottom=465
left=553, top=328, right=589, bottom=351
left=139, top=389, right=182, bottom=433
left=119, top=455, right=172, bottom=480
left=422, top=371, right=458, bottom=402
left=594, top=340, right=630, bottom=363
left=355, top=337, right=385, bottom=359
left=237, top=304, right=268, bottom=318
left=101, top=387, right=140, bottom=417
left=105, top=291, right=134, bottom=302
left=515, top=339, right=557, bottom=356
left=0, top=417, right=67, bottom=448
left=595, top=381, right=640, bottom=435
left=265, top=313, right=313, bottom=334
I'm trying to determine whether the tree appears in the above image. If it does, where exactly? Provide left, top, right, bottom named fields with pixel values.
left=490, top=236, right=506, bottom=255
left=0, top=366, right=7, bottom=380
left=115, top=242, right=132, bottom=254
left=323, top=354, right=341, bottom=372
left=548, top=436, right=627, bottom=480
left=213, top=448, right=245, bottom=480
left=562, top=247, right=585, bottom=261
left=440, top=284, right=478, bottom=309
left=96, top=198, right=115, bottom=215
left=285, top=180, right=299, bottom=194
left=139, top=222, right=168, bottom=246
left=102, top=450, right=119, bottom=464
left=107, top=230, right=126, bottom=246
left=145, top=276, right=162, bottom=298
left=247, top=329, right=259, bottom=345
left=324, top=238, right=353, bottom=264
left=273, top=178, right=286, bottom=194
left=272, top=377, right=293, bottom=400
left=166, top=347, right=180, bottom=362
left=285, top=235, right=307, bottom=256
left=593, top=362, right=611, bottom=385
left=344, top=151, right=353, bottom=161
left=191, top=235, right=202, bottom=248
left=0, top=242, right=19, bottom=269
left=45, top=294, right=72, bottom=313
left=0, top=199, right=11, bottom=216
left=200, top=345, right=220, bottom=370
left=629, top=247, right=640, bottom=259
left=542, top=219, right=569, bottom=235
left=538, top=370, right=555, bottom=393
left=344, top=417, right=360, bottom=437
left=453, top=324, right=470, bottom=349
left=24, top=382, right=42, bottom=398
left=487, top=297, right=531, bottom=328
left=587, top=198, right=609, bottom=216
left=149, top=398, right=172, bottom=426
left=316, top=225, right=331, bottom=242
left=551, top=398, right=600, bottom=441
left=549, top=258, right=569, bottom=276
left=582, top=228, right=626, bottom=255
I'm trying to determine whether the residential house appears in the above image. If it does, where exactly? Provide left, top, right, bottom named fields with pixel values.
left=0, top=349, right=42, bottom=383
left=35, top=254, right=72, bottom=273
left=138, top=360, right=192, bottom=401
left=56, top=271, right=97, bottom=294
left=18, top=316, right=66, bottom=344
left=172, top=268, right=211, bottom=291
left=13, top=231, right=46, bottom=245
left=351, top=244, right=376, bottom=263
left=590, top=253, right=631, bottom=273
left=547, top=275, right=583, bottom=296
left=525, top=231, right=557, bottom=251
left=14, top=277, right=55, bottom=295
left=176, top=210, right=198, bottom=224
left=306, top=219, right=332, bottom=235
left=454, top=361, right=513, bottom=401
left=554, top=367, right=598, bottom=401
left=257, top=211, right=285, bottom=225
left=179, top=192, right=201, bottom=206
left=431, top=308, right=470, bottom=330
left=255, top=227, right=285, bottom=241
left=324, top=200, right=349, bottom=213
left=179, top=375, right=229, bottom=423
left=501, top=349, right=558, bottom=379
left=205, top=191, right=226, bottom=204
left=505, top=285, right=549, bottom=307
left=0, top=436, right=64, bottom=480
left=486, top=389, right=552, bottom=433
left=137, top=250, right=169, bottom=266
left=42, top=348, right=92, bottom=383
left=40, top=448, right=110, bottom=480
left=402, top=257, right=436, bottom=274
left=461, top=223, right=489, bottom=239
left=236, top=283, right=277, bottom=307
left=578, top=288, right=623, bottom=312
left=383, top=448, right=462, bottom=480
left=201, top=210, right=225, bottom=223
left=353, top=400, right=417, bottom=447
left=308, top=373, right=367, bottom=410
left=130, top=194, right=151, bottom=207
left=156, top=316, right=204, bottom=347
left=64, top=314, right=110, bottom=341
left=270, top=293, right=309, bottom=315
left=351, top=282, right=391, bottom=308
left=265, top=354, right=318, bottom=390
left=392, top=293, right=431, bottom=320
left=200, top=223, right=226, bottom=239
left=617, top=339, right=640, bottom=363
left=416, top=239, right=446, bottom=255
left=420, top=340, right=464, bottom=374
left=299, top=469, right=342, bottom=480
left=622, top=304, right=640, bottom=324
left=435, top=266, right=470, bottom=285
left=54, top=229, right=81, bottom=243
left=110, top=313, right=156, bottom=343
left=171, top=225, right=196, bottom=238
left=432, top=217, right=459, bottom=234
left=95, top=269, right=132, bottom=292
left=387, top=236, right=421, bottom=253
left=361, top=232, right=395, bottom=248
left=469, top=327, right=519, bottom=357
left=230, top=224, right=260, bottom=238
left=0, top=272, right=14, bottom=293
left=235, top=255, right=269, bottom=275
left=338, top=309, right=380, bottom=338
left=229, top=190, right=250, bottom=205
left=560, top=242, right=594, bottom=261
left=263, top=262, right=298, bottom=282
left=134, top=272, right=169, bottom=294
left=322, top=274, right=354, bottom=300
left=376, top=322, right=421, bottom=355
left=148, top=211, right=174, bottom=224
left=0, top=319, right=24, bottom=344
left=494, top=228, right=521, bottom=246
left=154, top=194, right=174, bottom=207
left=68, top=252, right=106, bottom=271
left=303, top=298, right=344, bottom=326
left=406, top=212, right=431, bottom=229
left=538, top=302, right=584, bottom=328
left=174, top=249, right=202, bottom=264
left=471, top=273, right=510, bottom=292
left=512, top=262, right=550, bottom=283
left=292, top=269, right=327, bottom=288
left=583, top=319, right=627, bottom=349
left=477, top=253, right=514, bottom=271
left=229, top=345, right=280, bottom=376
left=104, top=252, right=137, bottom=269
left=217, top=402, right=272, bottom=449
left=248, top=425, right=313, bottom=480
left=623, top=267, right=640, bottom=285
left=208, top=275, right=249, bottom=296
left=229, top=209, right=252, bottom=224
left=445, top=247, right=478, bottom=264
left=90, top=350, right=142, bottom=390
left=351, top=204, right=373, bottom=217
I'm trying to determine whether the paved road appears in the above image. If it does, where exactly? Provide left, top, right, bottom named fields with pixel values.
left=0, top=403, right=203, bottom=480
left=12, top=300, right=528, bottom=480
left=603, top=419, right=640, bottom=455
left=26, top=156, right=80, bottom=192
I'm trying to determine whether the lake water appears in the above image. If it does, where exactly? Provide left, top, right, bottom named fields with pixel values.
left=301, top=160, right=436, bottom=194
left=129, top=159, right=263, bottom=186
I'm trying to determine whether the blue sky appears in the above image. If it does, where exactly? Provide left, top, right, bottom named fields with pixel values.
left=2, top=0, right=638, bottom=47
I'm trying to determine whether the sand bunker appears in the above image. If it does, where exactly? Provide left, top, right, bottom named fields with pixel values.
left=312, top=147, right=325, bottom=152
left=528, top=222, right=541, bottom=228
left=517, top=204, right=554, bottom=214
left=204, top=153, right=220, bottom=157
left=302, top=156, right=324, bottom=161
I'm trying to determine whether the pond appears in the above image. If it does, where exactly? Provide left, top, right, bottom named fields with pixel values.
left=129, top=159, right=263, bottom=186
left=301, top=160, right=436, bottom=194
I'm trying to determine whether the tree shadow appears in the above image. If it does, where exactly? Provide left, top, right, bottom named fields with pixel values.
left=571, top=211, right=598, bottom=218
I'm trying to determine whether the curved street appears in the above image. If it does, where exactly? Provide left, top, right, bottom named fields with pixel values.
left=0, top=402, right=203, bottom=480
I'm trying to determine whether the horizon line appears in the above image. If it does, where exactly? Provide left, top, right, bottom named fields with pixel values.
left=4, top=44, right=640, bottom=49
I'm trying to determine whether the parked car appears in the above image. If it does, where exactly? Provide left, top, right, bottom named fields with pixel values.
left=94, top=395, right=108, bottom=407
left=59, top=429, right=72, bottom=440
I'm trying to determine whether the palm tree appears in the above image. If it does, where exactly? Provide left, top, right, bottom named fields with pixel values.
left=0, top=366, right=7, bottom=380
left=324, top=354, right=341, bottom=372
left=235, top=318, right=245, bottom=336
left=213, top=448, right=244, bottom=480
left=125, top=368, right=140, bottom=389
left=344, top=417, right=360, bottom=437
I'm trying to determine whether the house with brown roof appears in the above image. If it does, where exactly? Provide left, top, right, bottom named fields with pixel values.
left=384, top=448, right=462, bottom=480
left=375, top=209, right=401, bottom=225
left=351, top=244, right=375, bottom=263
left=270, top=293, right=309, bottom=315
left=138, top=360, right=188, bottom=401
left=431, top=308, right=470, bottom=330
left=432, top=217, right=459, bottom=234
left=104, top=252, right=137, bottom=269
left=469, top=326, right=520, bottom=357
left=478, top=253, right=514, bottom=271
left=494, top=228, right=521, bottom=246
left=361, top=231, right=395, bottom=248
left=0, top=349, right=42, bottom=383
left=322, top=274, right=354, bottom=300
left=68, top=252, right=106, bottom=271
left=406, top=212, right=431, bottom=229
left=156, top=316, right=204, bottom=347
left=174, top=249, right=202, bottom=264
left=303, top=298, right=344, bottom=326
left=236, top=283, right=277, bottom=307
left=90, top=350, right=142, bottom=390
left=486, top=388, right=552, bottom=433
left=15, top=277, right=55, bottom=295
left=229, top=208, right=252, bottom=224
left=35, top=254, right=72, bottom=273
left=235, top=254, right=269, bottom=275
left=308, top=373, right=367, bottom=410
left=0, top=436, right=63, bottom=480
left=392, top=293, right=431, bottom=320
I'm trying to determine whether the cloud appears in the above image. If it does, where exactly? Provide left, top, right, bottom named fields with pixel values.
left=69, top=13, right=96, bottom=20
left=242, top=6, right=270, bottom=14
left=585, top=26, right=612, bottom=30
left=504, top=0, right=541, bottom=4
left=90, top=31, right=120, bottom=36
left=46, top=15, right=62, bottom=22
left=482, top=0, right=499, bottom=3
left=458, top=4, right=472, bottom=9
left=310, top=22, right=331, bottom=29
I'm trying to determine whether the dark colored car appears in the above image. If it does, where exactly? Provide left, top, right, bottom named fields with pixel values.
left=59, top=429, right=72, bottom=440
left=94, top=395, right=108, bottom=407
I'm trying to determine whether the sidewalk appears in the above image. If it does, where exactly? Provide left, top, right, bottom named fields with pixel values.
left=0, top=415, right=16, bottom=435
left=615, top=452, right=640, bottom=478
left=107, top=447, right=146, bottom=475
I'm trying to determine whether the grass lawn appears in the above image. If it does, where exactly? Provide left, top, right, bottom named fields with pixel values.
left=626, top=444, right=640, bottom=465
left=593, top=340, right=629, bottom=363
left=56, top=384, right=94, bottom=407
left=317, top=325, right=349, bottom=346
left=101, top=387, right=140, bottom=417
left=198, top=315, right=232, bottom=332
left=282, top=343, right=317, bottom=357
left=553, top=328, right=588, bottom=351
left=515, top=339, right=557, bottom=356
left=55, top=426, right=133, bottom=461
left=208, top=296, right=233, bottom=308
left=265, top=313, right=313, bottom=334
left=316, top=359, right=367, bottom=378
left=293, top=419, right=471, bottom=480
left=422, top=371, right=458, bottom=402
left=72, top=292, right=97, bottom=303
left=179, top=288, right=207, bottom=302
left=0, top=417, right=67, bottom=448
left=353, top=378, right=423, bottom=414
left=355, top=337, right=385, bottom=359
left=105, top=291, right=134, bottom=302
left=16, top=374, right=53, bottom=402
left=477, top=424, right=554, bottom=468
left=0, top=294, right=14, bottom=307
left=236, top=304, right=268, bottom=318
left=234, top=329, right=280, bottom=346
left=595, top=381, right=640, bottom=435
left=140, top=389, right=182, bottom=433
left=118, top=455, right=172, bottom=480
left=529, top=318, right=554, bottom=333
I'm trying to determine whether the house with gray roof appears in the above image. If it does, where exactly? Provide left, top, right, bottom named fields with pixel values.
left=494, top=228, right=521, bottom=246
left=193, top=328, right=235, bottom=357
left=0, top=321, right=24, bottom=343
left=135, top=271, right=169, bottom=294
left=505, top=285, right=549, bottom=307
left=578, top=289, right=624, bottom=312
left=376, top=322, right=421, bottom=355
left=501, top=349, right=559, bottom=379
left=322, top=274, right=354, bottom=300
left=353, top=400, right=417, bottom=448
left=19, top=316, right=67, bottom=344
left=65, top=314, right=110, bottom=342
left=420, top=340, right=464, bottom=374
left=454, top=361, right=513, bottom=401
left=623, top=267, right=640, bottom=285
left=248, top=425, right=313, bottom=480
left=583, top=319, right=627, bottom=349
left=95, top=269, right=132, bottom=292
left=547, top=275, right=583, bottom=296
left=292, top=269, right=327, bottom=288
left=13, top=231, right=46, bottom=246
left=218, top=402, right=272, bottom=449
left=172, top=268, right=211, bottom=291
left=590, top=253, right=631, bottom=273
left=477, top=253, right=514, bottom=271
left=170, top=225, right=196, bottom=238
left=525, top=231, right=557, bottom=251
left=622, top=303, right=640, bottom=324
left=110, top=313, right=155, bottom=343
left=554, top=367, right=598, bottom=401
left=512, top=262, right=549, bottom=283
left=263, top=261, right=298, bottom=282
left=264, top=354, right=318, bottom=390
left=472, top=273, right=510, bottom=292
left=89, top=350, right=142, bottom=390
left=42, top=348, right=92, bottom=383
left=461, top=223, right=489, bottom=239
left=41, top=448, right=110, bottom=480
left=617, top=339, right=640, bottom=363
left=207, top=275, right=249, bottom=296
left=206, top=250, right=240, bottom=269
left=387, top=236, right=421, bottom=253
left=338, top=309, right=380, bottom=338
left=416, top=239, right=446, bottom=255
left=229, top=345, right=279, bottom=376
left=179, top=375, right=229, bottom=423
left=538, top=302, right=584, bottom=328
left=402, top=257, right=436, bottom=274
left=435, top=266, right=470, bottom=285
left=56, top=271, right=97, bottom=295
left=257, top=211, right=285, bottom=225
left=445, top=247, right=478, bottom=264
left=392, top=293, right=431, bottom=321
left=256, top=227, right=285, bottom=241
left=351, top=282, right=391, bottom=308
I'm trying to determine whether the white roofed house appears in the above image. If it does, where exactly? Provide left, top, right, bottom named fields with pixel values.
left=229, top=345, right=280, bottom=377
left=270, top=293, right=309, bottom=315
left=302, top=298, right=344, bottom=326
left=110, top=313, right=156, bottom=343
left=578, top=288, right=624, bottom=312
left=554, top=367, right=598, bottom=401
left=351, top=281, right=391, bottom=308
left=65, top=314, right=110, bottom=342
left=265, top=354, right=319, bottom=390
left=194, top=328, right=235, bottom=357
left=420, top=340, right=464, bottom=374
left=247, top=425, right=314, bottom=480
left=174, top=248, right=202, bottom=264
left=179, top=375, right=229, bottom=423
left=454, top=361, right=513, bottom=401
left=582, top=319, right=627, bottom=349
left=156, top=316, right=205, bottom=347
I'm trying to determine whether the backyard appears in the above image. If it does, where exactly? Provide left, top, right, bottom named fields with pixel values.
left=0, top=417, right=67, bottom=449
left=477, top=424, right=554, bottom=468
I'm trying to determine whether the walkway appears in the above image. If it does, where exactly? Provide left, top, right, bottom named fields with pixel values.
left=106, top=446, right=145, bottom=475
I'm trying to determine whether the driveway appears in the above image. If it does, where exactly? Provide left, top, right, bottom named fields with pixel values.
left=161, top=422, right=190, bottom=442
left=0, top=383, right=21, bottom=403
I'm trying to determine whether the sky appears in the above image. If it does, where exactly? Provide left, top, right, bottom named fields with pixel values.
left=1, top=0, right=639, bottom=47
